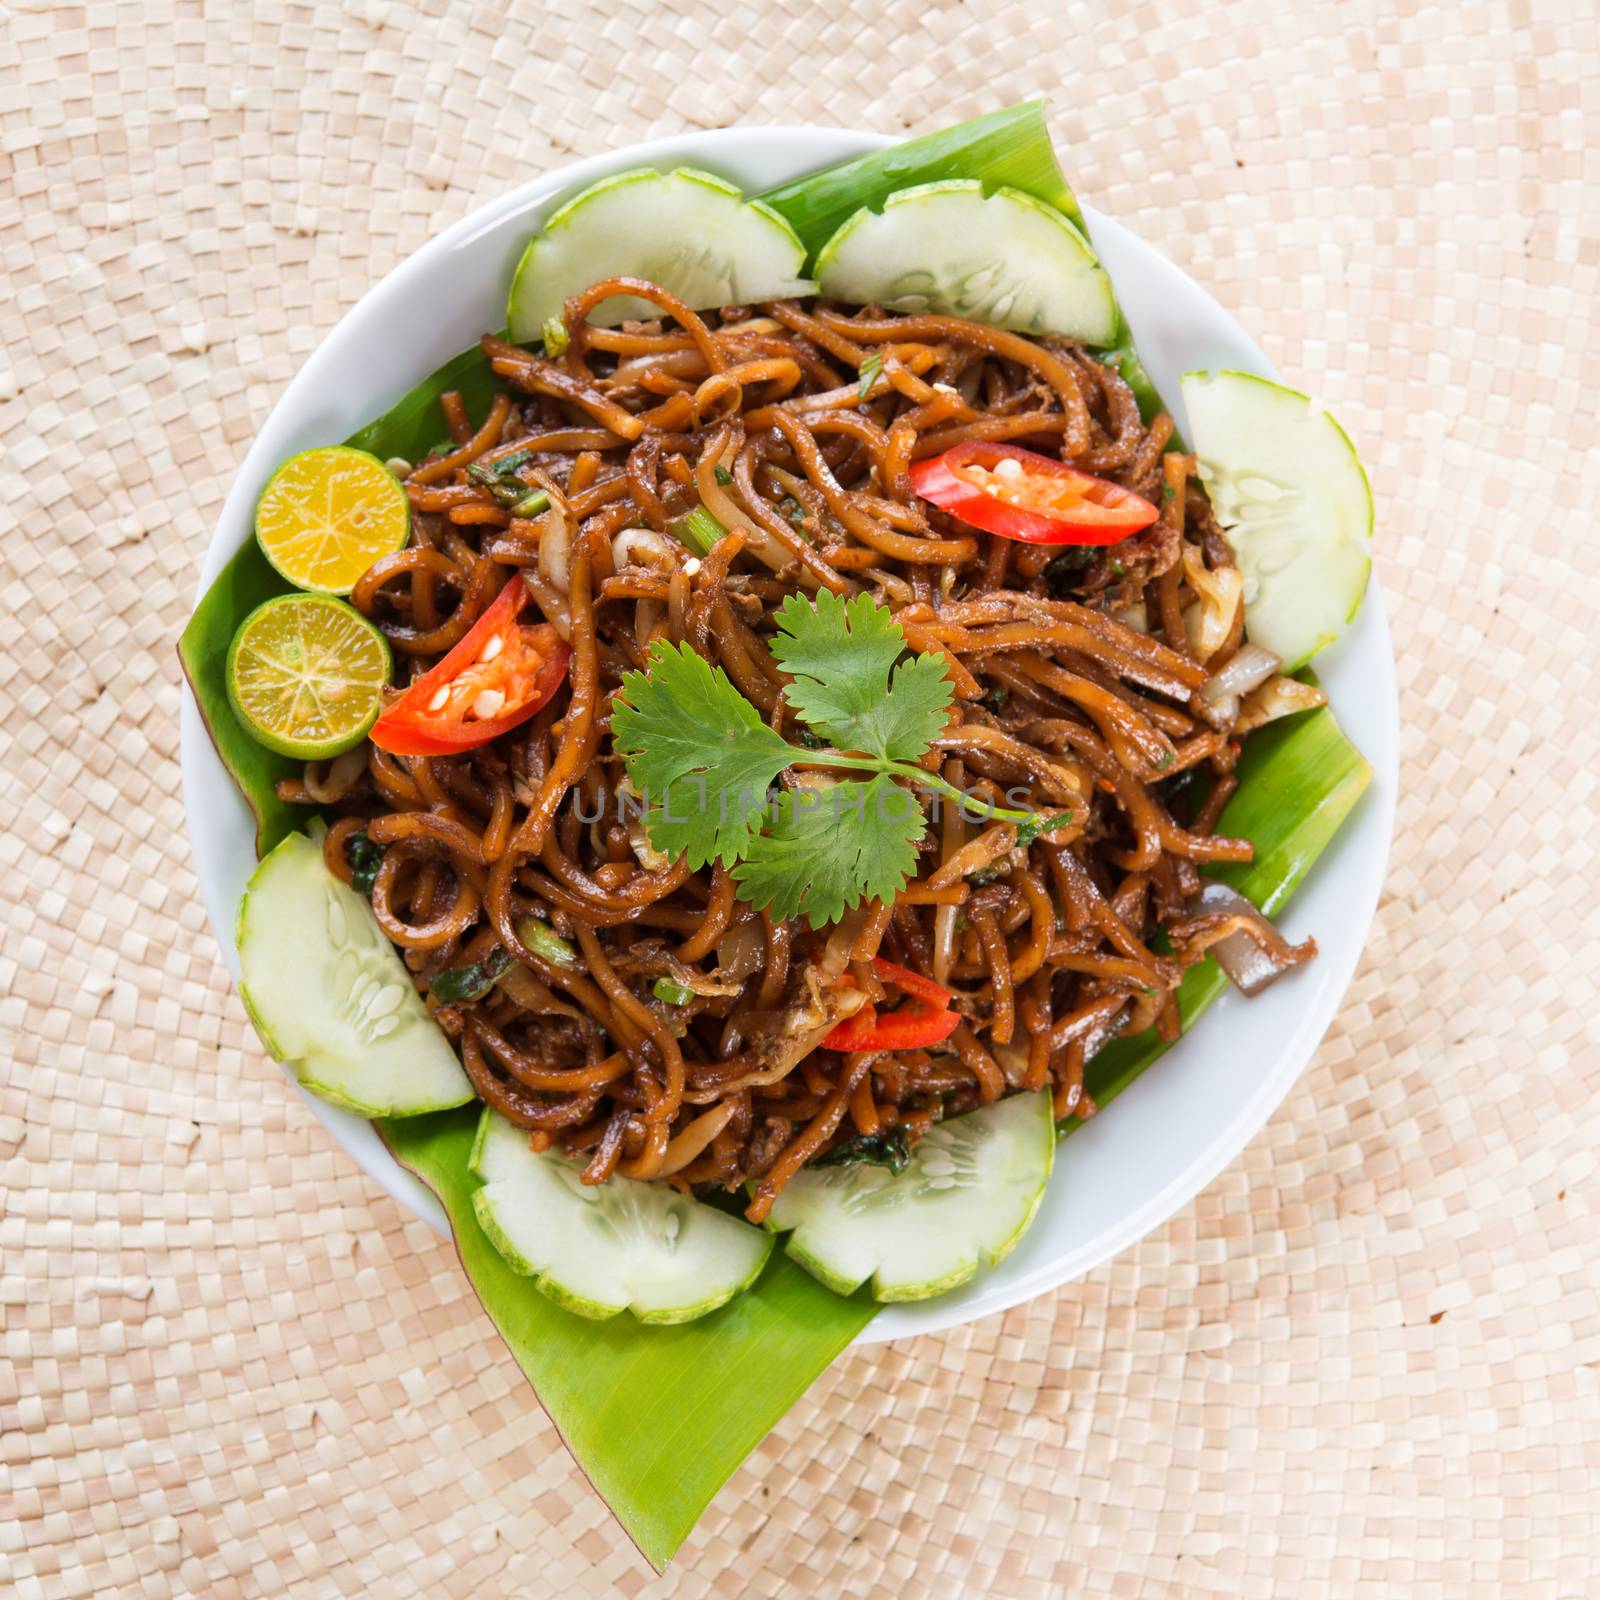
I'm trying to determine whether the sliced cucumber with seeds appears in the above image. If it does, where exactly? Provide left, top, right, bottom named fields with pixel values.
left=236, top=832, right=474, bottom=1116
left=1181, top=370, right=1373, bottom=670
left=507, top=167, right=814, bottom=340
left=813, top=180, right=1118, bottom=344
left=768, top=1091, right=1054, bottom=1302
left=470, top=1109, right=773, bottom=1324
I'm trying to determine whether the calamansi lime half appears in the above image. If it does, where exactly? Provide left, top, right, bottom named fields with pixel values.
left=227, top=594, right=392, bottom=759
left=254, top=445, right=409, bottom=595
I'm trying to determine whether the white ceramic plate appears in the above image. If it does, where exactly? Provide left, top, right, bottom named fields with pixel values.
left=181, top=126, right=1397, bottom=1344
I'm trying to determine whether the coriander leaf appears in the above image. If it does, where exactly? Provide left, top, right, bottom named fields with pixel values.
left=817, top=1126, right=911, bottom=1174
left=733, top=774, right=924, bottom=926
left=611, top=642, right=795, bottom=869
left=770, top=590, right=952, bottom=761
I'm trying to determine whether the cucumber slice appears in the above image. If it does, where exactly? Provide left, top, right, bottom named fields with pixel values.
left=813, top=180, right=1118, bottom=344
left=507, top=167, right=814, bottom=339
left=768, top=1092, right=1054, bottom=1302
left=236, top=832, right=474, bottom=1116
left=1181, top=370, right=1374, bottom=670
left=470, top=1109, right=773, bottom=1324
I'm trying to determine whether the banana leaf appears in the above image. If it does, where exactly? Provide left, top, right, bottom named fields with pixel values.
left=179, top=105, right=1373, bottom=1570
left=178, top=536, right=304, bottom=855
left=1078, top=693, right=1370, bottom=1122
left=758, top=100, right=1084, bottom=250
left=376, top=1110, right=874, bottom=1571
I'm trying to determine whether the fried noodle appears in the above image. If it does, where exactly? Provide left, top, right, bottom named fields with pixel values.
left=285, top=279, right=1320, bottom=1219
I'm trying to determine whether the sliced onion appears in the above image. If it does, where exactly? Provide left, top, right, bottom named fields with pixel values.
left=1180, top=545, right=1245, bottom=662
left=923, top=822, right=1016, bottom=891
left=633, top=597, right=663, bottom=653
left=1236, top=674, right=1327, bottom=734
left=524, top=568, right=571, bottom=641
left=1183, top=882, right=1315, bottom=997
left=538, top=502, right=571, bottom=596
left=1202, top=642, right=1280, bottom=705
left=657, top=1102, right=737, bottom=1177
left=1113, top=600, right=1149, bottom=634
left=714, top=922, right=763, bottom=983
left=626, top=816, right=670, bottom=874
left=818, top=909, right=867, bottom=984
left=302, top=745, right=368, bottom=804
left=993, top=1041, right=1031, bottom=1088
left=613, top=527, right=674, bottom=570
left=494, top=965, right=585, bottom=1021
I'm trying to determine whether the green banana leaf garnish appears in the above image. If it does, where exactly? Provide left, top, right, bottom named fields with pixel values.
left=759, top=100, right=1084, bottom=250
left=376, top=1110, right=874, bottom=1571
left=1078, top=687, right=1371, bottom=1123
left=181, top=105, right=1373, bottom=1569
left=178, top=535, right=304, bottom=855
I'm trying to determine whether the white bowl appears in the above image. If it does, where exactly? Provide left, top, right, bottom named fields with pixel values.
left=181, top=125, right=1398, bottom=1344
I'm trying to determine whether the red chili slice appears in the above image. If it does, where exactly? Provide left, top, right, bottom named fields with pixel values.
left=865, top=957, right=953, bottom=1011
left=909, top=441, right=1158, bottom=546
left=370, top=573, right=571, bottom=756
left=822, top=957, right=960, bottom=1052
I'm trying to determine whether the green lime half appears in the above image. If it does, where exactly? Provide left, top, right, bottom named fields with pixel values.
left=254, top=445, right=410, bottom=596
left=226, top=594, right=392, bottom=759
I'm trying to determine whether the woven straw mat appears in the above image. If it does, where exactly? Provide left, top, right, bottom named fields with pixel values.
left=4, top=2, right=1597, bottom=1596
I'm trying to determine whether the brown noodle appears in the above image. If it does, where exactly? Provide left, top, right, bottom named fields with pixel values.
left=285, top=278, right=1319, bottom=1219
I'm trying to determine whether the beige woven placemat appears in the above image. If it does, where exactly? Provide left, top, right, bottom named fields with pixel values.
left=4, top=2, right=1598, bottom=1595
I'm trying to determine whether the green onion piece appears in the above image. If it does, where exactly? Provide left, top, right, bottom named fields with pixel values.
left=516, top=916, right=578, bottom=969
left=467, top=448, right=533, bottom=487
left=652, top=978, right=696, bottom=1007
left=431, top=947, right=513, bottom=1004
left=344, top=832, right=383, bottom=896
left=542, top=315, right=570, bottom=357
left=510, top=488, right=550, bottom=518
left=1013, top=811, right=1074, bottom=848
left=857, top=354, right=884, bottom=402
left=670, top=505, right=727, bottom=558
left=714, top=464, right=733, bottom=486
left=757, top=101, right=1082, bottom=254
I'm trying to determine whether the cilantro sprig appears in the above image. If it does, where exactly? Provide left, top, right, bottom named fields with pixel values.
left=610, top=592, right=1072, bottom=926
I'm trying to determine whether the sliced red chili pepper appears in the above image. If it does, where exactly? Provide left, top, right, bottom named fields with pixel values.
left=823, top=1002, right=960, bottom=1053
left=371, top=573, right=570, bottom=756
left=868, top=956, right=953, bottom=1011
left=909, top=441, right=1158, bottom=546
left=822, top=957, right=960, bottom=1052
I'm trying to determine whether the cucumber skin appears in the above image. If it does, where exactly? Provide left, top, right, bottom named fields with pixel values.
left=773, top=1092, right=1055, bottom=1304
left=813, top=181, right=1117, bottom=345
left=508, top=167, right=813, bottom=341
left=469, top=1108, right=774, bottom=1325
left=871, top=1101, right=1053, bottom=1302
left=235, top=832, right=476, bottom=1118
left=1181, top=369, right=1374, bottom=671
left=471, top=1188, right=626, bottom=1322
left=874, top=1157, right=1051, bottom=1303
